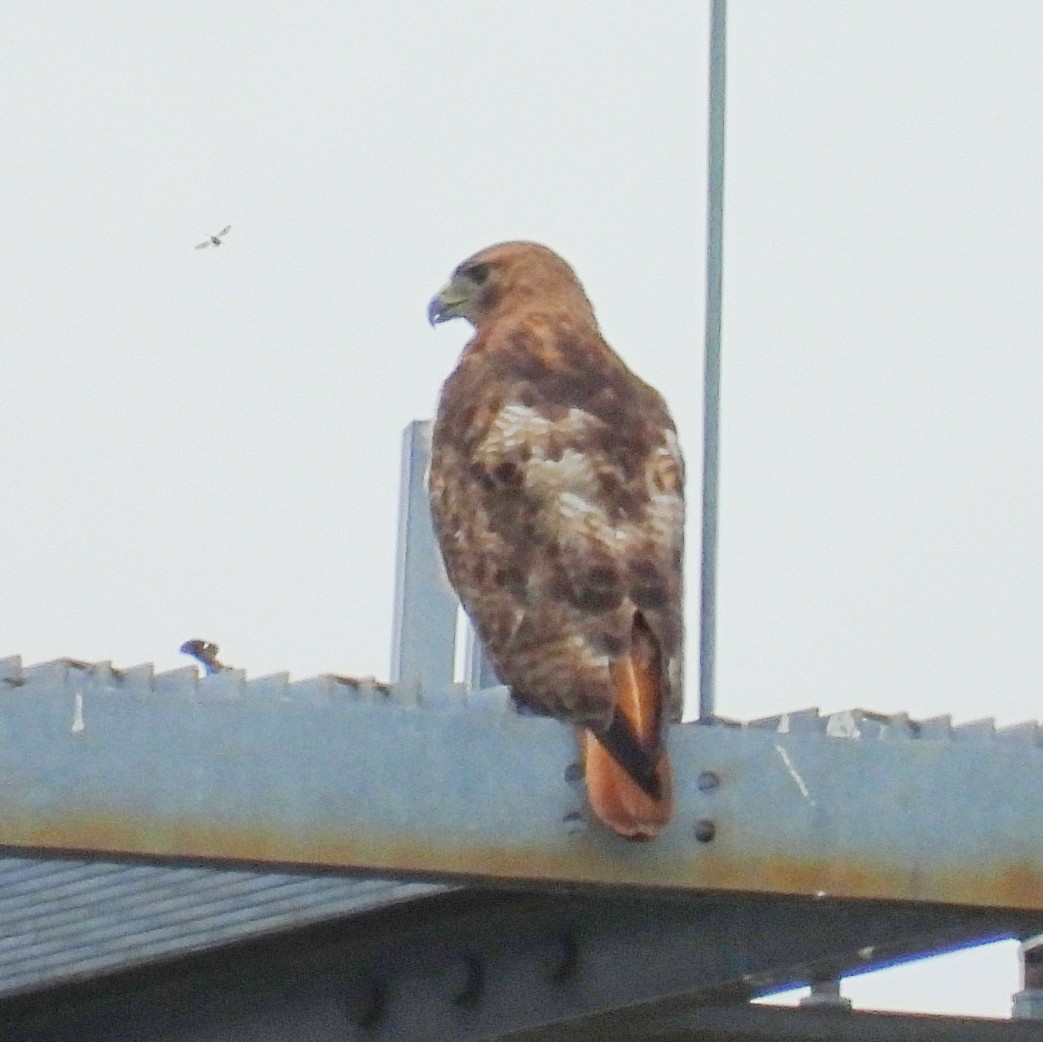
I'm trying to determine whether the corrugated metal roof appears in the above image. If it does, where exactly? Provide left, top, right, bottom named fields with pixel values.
left=0, top=854, right=444, bottom=998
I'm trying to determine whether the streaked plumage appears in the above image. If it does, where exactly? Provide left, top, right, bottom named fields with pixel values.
left=427, top=242, right=684, bottom=839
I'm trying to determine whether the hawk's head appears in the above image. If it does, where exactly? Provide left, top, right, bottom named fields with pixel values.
left=427, top=242, right=596, bottom=332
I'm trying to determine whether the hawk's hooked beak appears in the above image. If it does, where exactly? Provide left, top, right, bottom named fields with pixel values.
left=427, top=279, right=470, bottom=326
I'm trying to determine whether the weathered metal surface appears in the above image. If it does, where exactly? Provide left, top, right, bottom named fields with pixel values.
left=1, top=655, right=1043, bottom=912
left=3, top=887, right=1039, bottom=1042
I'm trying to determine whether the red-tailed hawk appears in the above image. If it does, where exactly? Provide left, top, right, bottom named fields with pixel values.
left=427, top=242, right=684, bottom=840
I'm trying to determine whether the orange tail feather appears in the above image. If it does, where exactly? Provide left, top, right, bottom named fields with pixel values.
left=583, top=625, right=672, bottom=841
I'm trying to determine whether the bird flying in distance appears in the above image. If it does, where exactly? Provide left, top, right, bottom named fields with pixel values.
left=428, top=242, right=684, bottom=840
left=195, top=225, right=232, bottom=249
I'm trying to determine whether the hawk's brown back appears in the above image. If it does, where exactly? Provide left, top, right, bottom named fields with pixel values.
left=430, top=310, right=684, bottom=731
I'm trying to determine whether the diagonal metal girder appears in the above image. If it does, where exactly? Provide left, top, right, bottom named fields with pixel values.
left=502, top=1000, right=1043, bottom=1042
left=4, top=887, right=1041, bottom=1042
left=1, top=655, right=1043, bottom=913
left=342, top=893, right=1042, bottom=1042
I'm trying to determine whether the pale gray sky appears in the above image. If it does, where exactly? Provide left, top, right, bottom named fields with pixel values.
left=2, top=0, right=1041, bottom=1017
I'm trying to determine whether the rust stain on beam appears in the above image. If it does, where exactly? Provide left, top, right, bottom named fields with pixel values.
left=7, top=809, right=1043, bottom=914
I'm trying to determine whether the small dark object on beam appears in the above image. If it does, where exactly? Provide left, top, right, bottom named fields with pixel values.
left=179, top=639, right=229, bottom=675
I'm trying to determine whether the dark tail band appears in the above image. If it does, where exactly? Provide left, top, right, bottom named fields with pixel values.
left=593, top=710, right=662, bottom=801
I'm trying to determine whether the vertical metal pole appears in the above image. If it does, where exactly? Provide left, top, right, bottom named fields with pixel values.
left=389, top=421, right=458, bottom=689
left=700, top=0, right=727, bottom=720
left=465, top=627, right=501, bottom=691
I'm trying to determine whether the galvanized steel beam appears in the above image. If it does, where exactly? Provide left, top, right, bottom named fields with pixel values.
left=1, top=655, right=1043, bottom=913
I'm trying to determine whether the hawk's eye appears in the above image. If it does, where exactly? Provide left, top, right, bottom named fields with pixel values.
left=463, top=262, right=490, bottom=286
